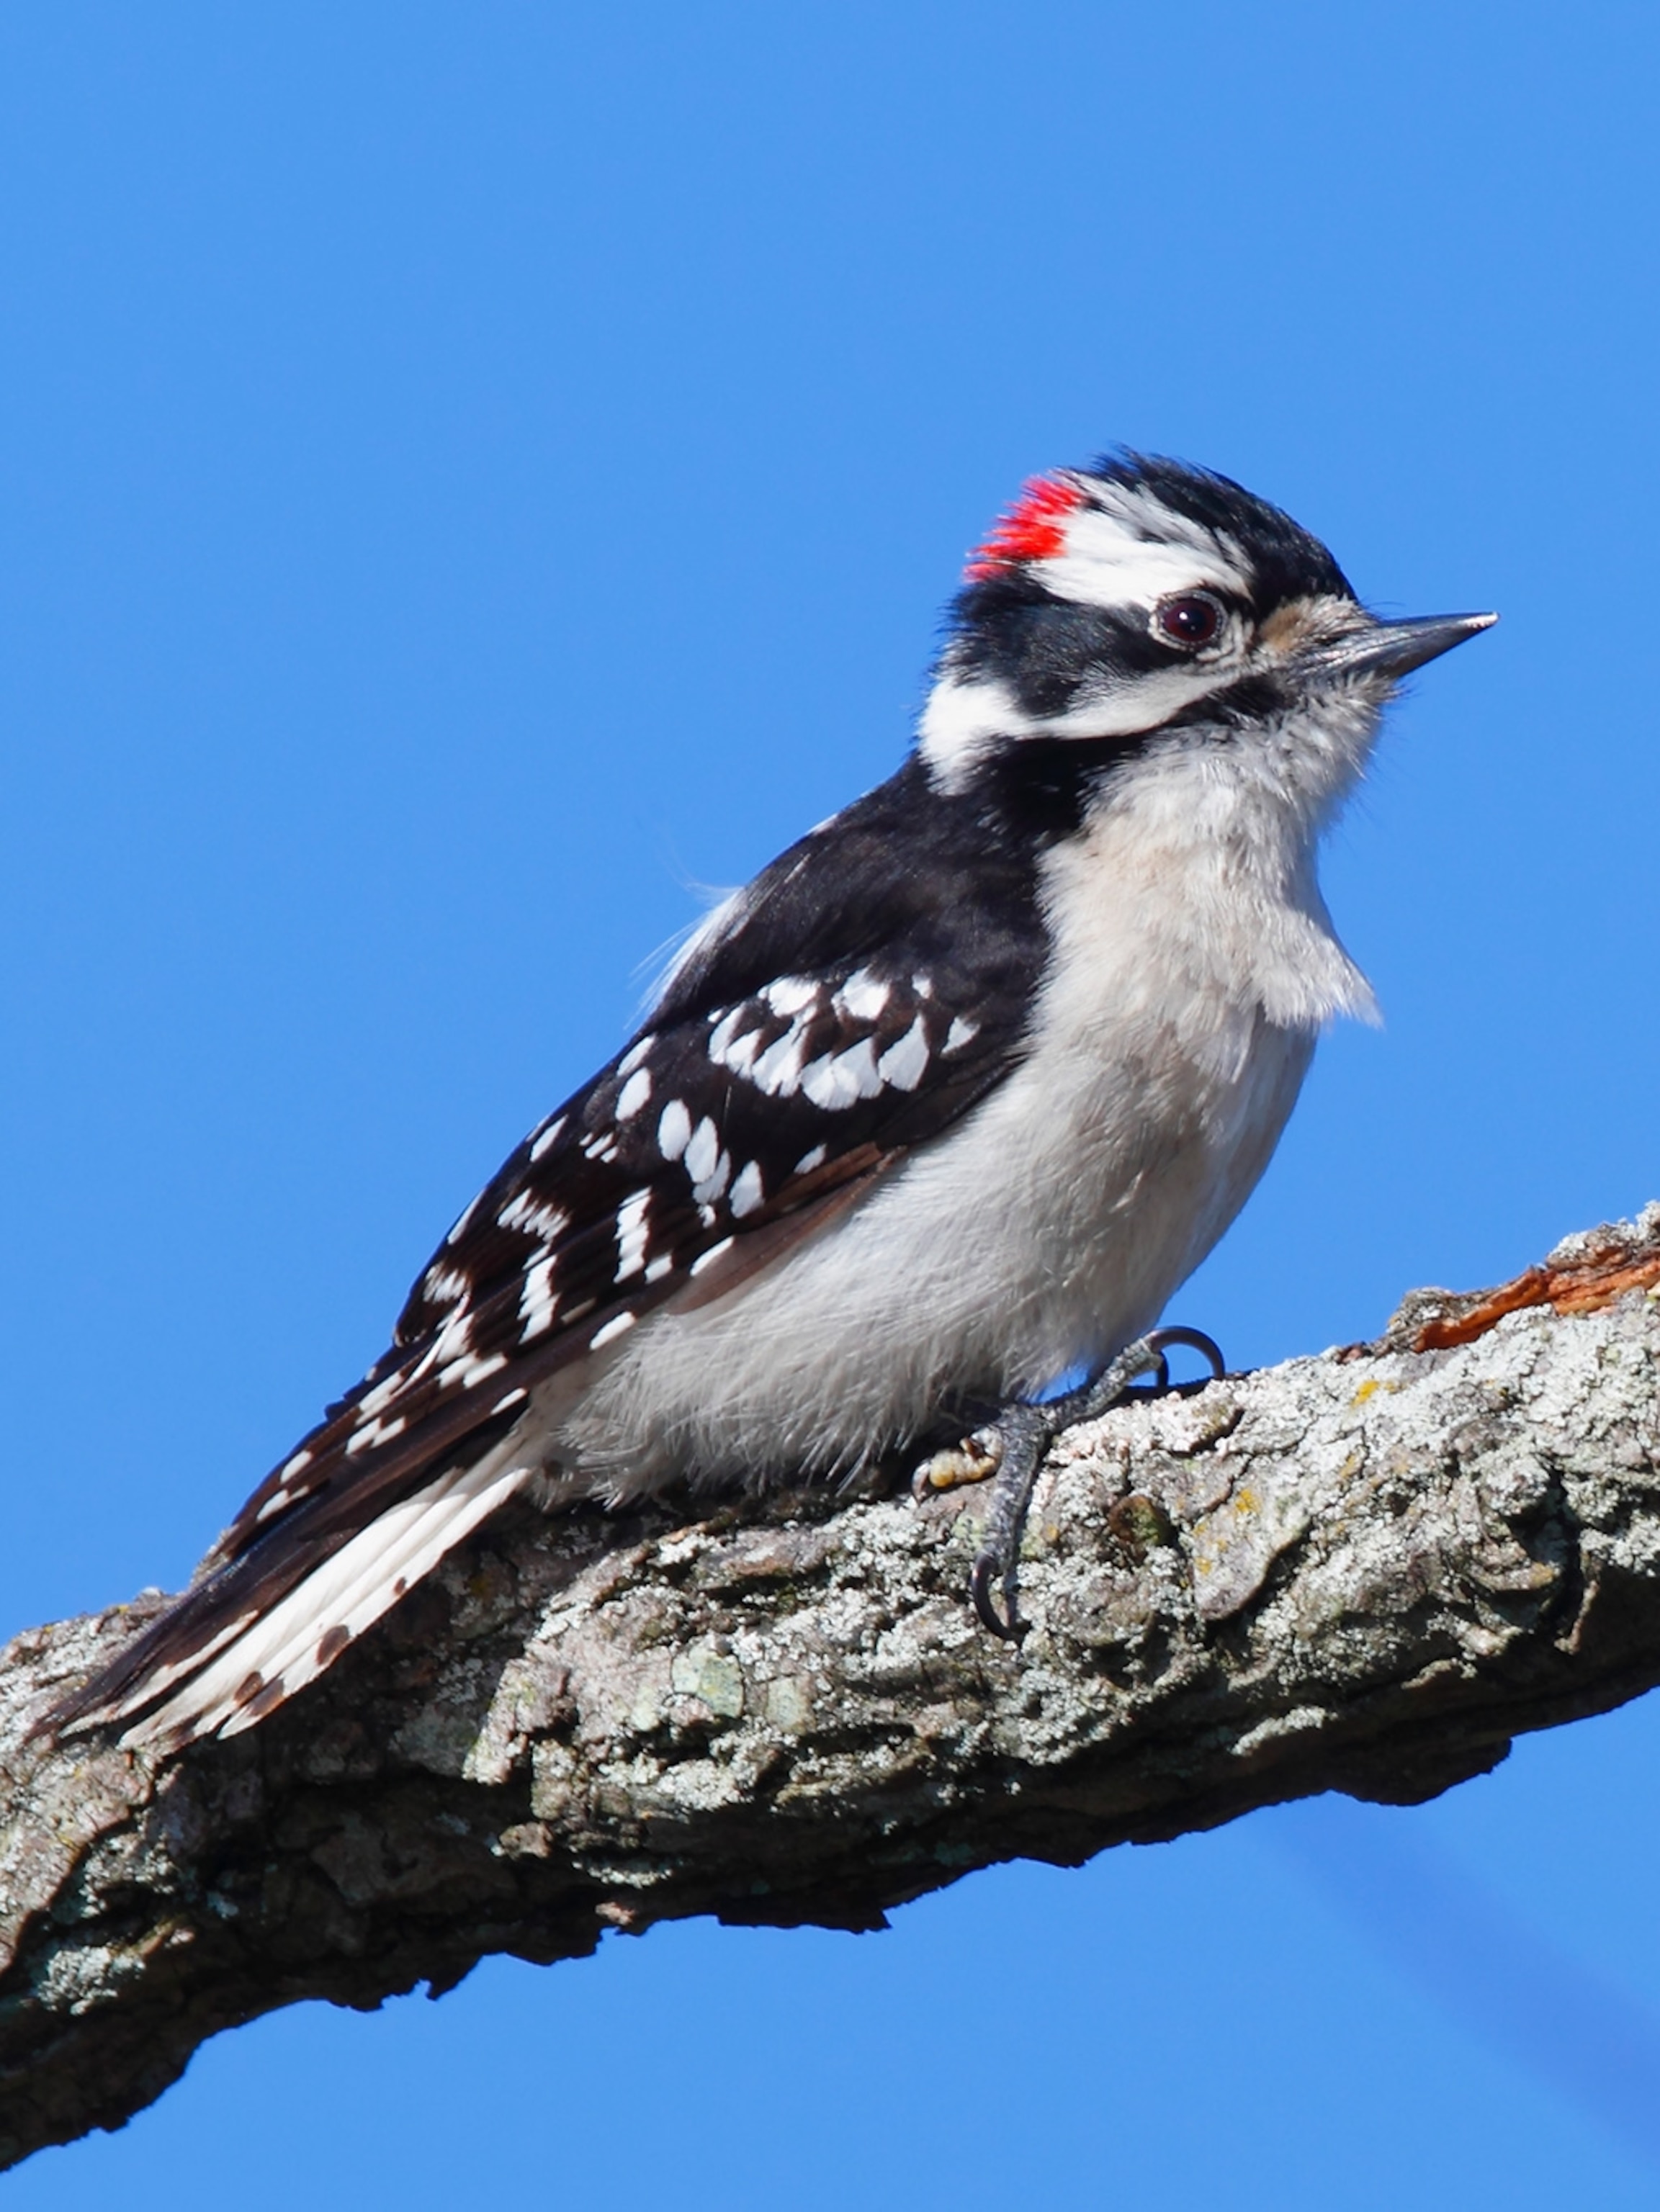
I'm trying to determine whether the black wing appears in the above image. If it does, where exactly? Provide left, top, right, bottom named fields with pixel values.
left=56, top=756, right=1053, bottom=1729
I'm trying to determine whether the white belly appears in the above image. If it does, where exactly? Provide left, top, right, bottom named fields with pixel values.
left=546, top=759, right=1366, bottom=1500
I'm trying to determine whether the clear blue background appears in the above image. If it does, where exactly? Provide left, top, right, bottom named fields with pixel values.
left=4, top=3, right=1659, bottom=2200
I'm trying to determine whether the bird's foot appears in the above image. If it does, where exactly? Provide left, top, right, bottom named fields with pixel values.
left=951, top=1326, right=1226, bottom=1642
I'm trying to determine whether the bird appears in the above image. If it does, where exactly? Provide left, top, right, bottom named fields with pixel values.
left=53, top=451, right=1494, bottom=1749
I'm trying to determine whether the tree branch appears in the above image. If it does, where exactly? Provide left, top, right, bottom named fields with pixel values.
left=4, top=1207, right=1659, bottom=2168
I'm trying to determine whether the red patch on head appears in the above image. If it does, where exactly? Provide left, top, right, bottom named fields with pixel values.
left=964, top=474, right=1084, bottom=580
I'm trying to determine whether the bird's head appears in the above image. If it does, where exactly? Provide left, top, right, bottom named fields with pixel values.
left=919, top=454, right=1494, bottom=814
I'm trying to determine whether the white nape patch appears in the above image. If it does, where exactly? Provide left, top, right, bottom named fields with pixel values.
left=683, top=1116, right=721, bottom=1186
left=614, top=1190, right=653, bottom=1281
left=794, top=1144, right=827, bottom=1175
left=764, top=976, right=818, bottom=1017
left=730, top=1161, right=764, bottom=1217
left=918, top=673, right=1034, bottom=787
left=835, top=969, right=889, bottom=1022
left=690, top=1235, right=735, bottom=1276
left=529, top=1115, right=566, bottom=1164
left=616, top=1034, right=655, bottom=1079
left=520, top=1254, right=557, bottom=1340
left=616, top=1067, right=653, bottom=1120
left=801, top=1037, right=881, bottom=1110
left=591, top=1310, right=637, bottom=1350
left=658, top=1098, right=692, bottom=1161
left=644, top=1253, right=675, bottom=1282
left=943, top=1015, right=979, bottom=1055
left=498, top=1190, right=570, bottom=1242
left=877, top=1017, right=930, bottom=1091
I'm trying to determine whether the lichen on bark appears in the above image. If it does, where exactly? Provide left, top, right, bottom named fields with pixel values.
left=1, top=1205, right=1657, bottom=2170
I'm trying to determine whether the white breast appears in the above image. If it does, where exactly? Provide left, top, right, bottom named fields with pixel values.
left=548, top=737, right=1376, bottom=1501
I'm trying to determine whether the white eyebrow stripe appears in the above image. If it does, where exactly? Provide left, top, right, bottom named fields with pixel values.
left=1038, top=495, right=1250, bottom=610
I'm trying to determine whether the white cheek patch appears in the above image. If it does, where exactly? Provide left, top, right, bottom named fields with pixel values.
left=918, top=667, right=1229, bottom=789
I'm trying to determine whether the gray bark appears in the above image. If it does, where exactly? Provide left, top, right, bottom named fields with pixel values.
left=2, top=1207, right=1659, bottom=2170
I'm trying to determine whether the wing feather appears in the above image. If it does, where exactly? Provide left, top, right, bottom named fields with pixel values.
left=54, top=757, right=1053, bottom=1739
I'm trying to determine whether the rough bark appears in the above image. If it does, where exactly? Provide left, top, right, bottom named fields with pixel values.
left=2, top=1207, right=1659, bottom=2170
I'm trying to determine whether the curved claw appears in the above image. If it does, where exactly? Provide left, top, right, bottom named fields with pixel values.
left=1142, top=1324, right=1226, bottom=1382
left=971, top=1550, right=1026, bottom=1642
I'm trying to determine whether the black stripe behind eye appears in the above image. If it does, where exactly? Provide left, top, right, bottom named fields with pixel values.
left=951, top=586, right=1255, bottom=721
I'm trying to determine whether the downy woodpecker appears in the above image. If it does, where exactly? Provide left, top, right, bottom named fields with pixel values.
left=58, top=453, right=1494, bottom=1745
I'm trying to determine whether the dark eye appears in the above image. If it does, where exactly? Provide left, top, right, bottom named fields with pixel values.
left=1154, top=593, right=1225, bottom=650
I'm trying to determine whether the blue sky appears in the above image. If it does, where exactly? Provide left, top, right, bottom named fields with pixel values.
left=4, top=4, right=1659, bottom=2201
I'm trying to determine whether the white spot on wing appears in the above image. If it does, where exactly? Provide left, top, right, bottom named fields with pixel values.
left=519, top=1256, right=558, bottom=1340
left=614, top=1190, right=653, bottom=1281
left=794, top=1144, right=827, bottom=1175
left=356, top=1371, right=404, bottom=1419
left=616, top=1067, right=653, bottom=1120
left=690, top=1236, right=735, bottom=1276
left=944, top=1015, right=979, bottom=1054
left=801, top=1037, right=881, bottom=1110
left=498, top=1190, right=570, bottom=1241
left=591, top=1310, right=637, bottom=1349
left=529, top=1115, right=566, bottom=1163
left=878, top=1016, right=930, bottom=1092
left=658, top=1098, right=692, bottom=1160
left=730, top=1161, right=764, bottom=1216
left=750, top=1025, right=810, bottom=1097
left=716, top=1026, right=763, bottom=1076
left=616, top=1035, right=655, bottom=1078
left=693, top=1149, right=731, bottom=1204
left=835, top=969, right=890, bottom=1022
left=346, top=1412, right=409, bottom=1455
left=707, top=1007, right=745, bottom=1058
left=683, top=1115, right=721, bottom=1186
left=765, top=976, right=817, bottom=1017
left=437, top=1351, right=508, bottom=1392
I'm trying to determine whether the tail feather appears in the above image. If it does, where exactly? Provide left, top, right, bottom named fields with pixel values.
left=99, top=1449, right=532, bottom=1750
